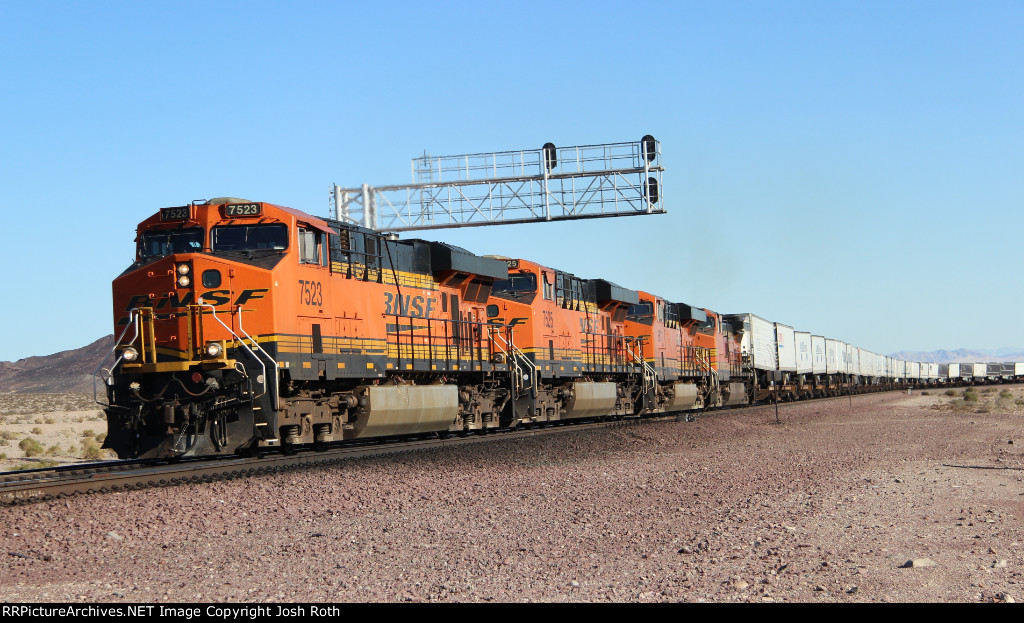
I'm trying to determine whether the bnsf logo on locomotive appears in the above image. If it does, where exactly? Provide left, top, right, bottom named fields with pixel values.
left=123, top=288, right=269, bottom=312
left=383, top=292, right=436, bottom=318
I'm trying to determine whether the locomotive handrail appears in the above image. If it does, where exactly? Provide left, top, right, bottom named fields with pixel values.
left=199, top=303, right=279, bottom=411
left=234, top=308, right=278, bottom=410
left=695, top=347, right=720, bottom=399
left=488, top=324, right=536, bottom=398
left=92, top=308, right=143, bottom=406
left=233, top=306, right=281, bottom=410
left=623, top=336, right=657, bottom=393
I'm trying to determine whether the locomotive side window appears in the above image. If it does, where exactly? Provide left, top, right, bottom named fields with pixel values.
left=298, top=227, right=321, bottom=264
left=211, top=224, right=288, bottom=252
left=139, top=227, right=204, bottom=259
left=542, top=272, right=554, bottom=301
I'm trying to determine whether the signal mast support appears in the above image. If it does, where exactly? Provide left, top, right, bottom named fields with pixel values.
left=331, top=136, right=664, bottom=232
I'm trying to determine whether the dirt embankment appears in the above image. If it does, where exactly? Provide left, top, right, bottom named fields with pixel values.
left=1, top=387, right=1022, bottom=602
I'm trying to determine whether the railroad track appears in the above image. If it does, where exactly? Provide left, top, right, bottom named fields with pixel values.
left=0, top=415, right=683, bottom=506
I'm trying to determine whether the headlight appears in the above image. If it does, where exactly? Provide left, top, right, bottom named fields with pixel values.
left=177, top=263, right=190, bottom=275
left=177, top=275, right=191, bottom=287
left=122, top=347, right=139, bottom=362
left=204, top=342, right=223, bottom=358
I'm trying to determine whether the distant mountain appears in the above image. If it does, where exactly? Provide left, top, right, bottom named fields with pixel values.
left=0, top=336, right=114, bottom=393
left=887, top=348, right=1024, bottom=363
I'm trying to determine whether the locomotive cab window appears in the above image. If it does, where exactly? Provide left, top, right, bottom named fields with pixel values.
left=211, top=223, right=288, bottom=252
left=491, top=272, right=536, bottom=300
left=139, top=227, right=204, bottom=259
left=627, top=301, right=654, bottom=325
left=696, top=316, right=715, bottom=335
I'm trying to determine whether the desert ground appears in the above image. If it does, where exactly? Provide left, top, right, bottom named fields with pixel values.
left=0, top=393, right=116, bottom=472
left=1, top=386, right=1022, bottom=603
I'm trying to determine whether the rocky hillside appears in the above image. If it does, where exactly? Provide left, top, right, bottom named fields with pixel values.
left=0, top=336, right=114, bottom=393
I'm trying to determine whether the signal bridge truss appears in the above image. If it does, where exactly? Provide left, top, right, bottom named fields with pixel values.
left=331, top=136, right=664, bottom=232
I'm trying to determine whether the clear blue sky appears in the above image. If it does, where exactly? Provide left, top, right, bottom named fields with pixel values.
left=1, top=0, right=1021, bottom=361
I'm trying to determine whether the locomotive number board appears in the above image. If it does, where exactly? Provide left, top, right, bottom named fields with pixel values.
left=224, top=203, right=262, bottom=217
left=160, top=206, right=191, bottom=221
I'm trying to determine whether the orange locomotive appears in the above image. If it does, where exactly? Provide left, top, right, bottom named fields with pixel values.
left=101, top=198, right=751, bottom=459
left=620, top=293, right=748, bottom=413
left=484, top=258, right=641, bottom=425
left=102, top=198, right=512, bottom=458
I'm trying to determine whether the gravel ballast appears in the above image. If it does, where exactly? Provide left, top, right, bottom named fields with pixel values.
left=1, top=390, right=1022, bottom=602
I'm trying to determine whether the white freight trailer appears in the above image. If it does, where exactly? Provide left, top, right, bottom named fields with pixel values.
left=731, top=314, right=778, bottom=371
left=861, top=349, right=874, bottom=378
left=825, top=339, right=839, bottom=374
left=795, top=331, right=812, bottom=375
left=811, top=335, right=826, bottom=375
left=776, top=324, right=796, bottom=372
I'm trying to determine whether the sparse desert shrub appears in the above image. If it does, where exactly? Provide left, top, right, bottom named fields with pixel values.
left=96, top=432, right=106, bottom=443
left=945, top=389, right=957, bottom=397
left=0, top=431, right=17, bottom=441
left=0, top=453, right=6, bottom=460
left=19, top=438, right=44, bottom=457
left=31, top=427, right=42, bottom=435
left=44, top=417, right=54, bottom=425
left=12, top=460, right=59, bottom=471
left=963, top=392, right=979, bottom=403
left=921, top=391, right=930, bottom=395
left=982, top=387, right=995, bottom=394
left=80, top=440, right=104, bottom=461
left=995, top=397, right=1015, bottom=412
left=0, top=438, right=8, bottom=447
left=46, top=444, right=62, bottom=456
left=1000, top=389, right=1013, bottom=399
left=81, top=429, right=95, bottom=439
left=949, top=400, right=973, bottom=414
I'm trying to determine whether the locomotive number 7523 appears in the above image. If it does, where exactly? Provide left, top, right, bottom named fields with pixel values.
left=298, top=280, right=322, bottom=306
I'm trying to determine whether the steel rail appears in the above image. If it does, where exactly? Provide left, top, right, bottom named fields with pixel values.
left=0, top=416, right=679, bottom=507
